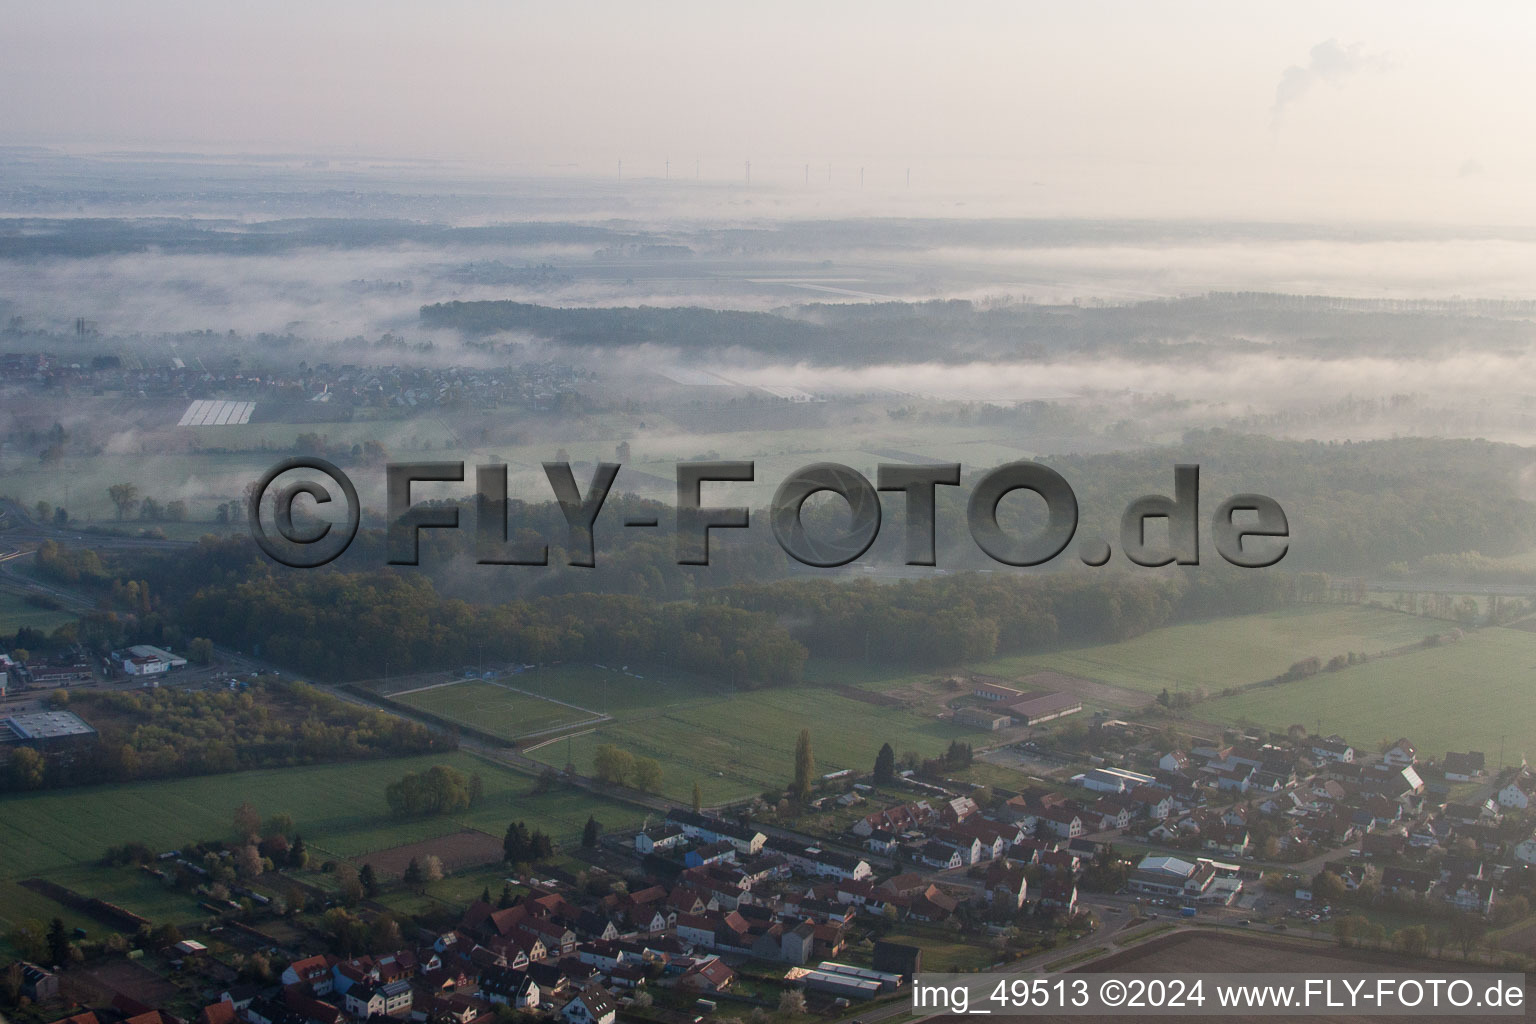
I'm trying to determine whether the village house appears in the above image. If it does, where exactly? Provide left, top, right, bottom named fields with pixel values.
left=918, top=840, right=963, bottom=870
left=634, top=823, right=687, bottom=854
left=1310, top=737, right=1355, bottom=763
left=1037, top=878, right=1078, bottom=914
left=1448, top=880, right=1496, bottom=915
left=561, top=985, right=617, bottom=1024
left=666, top=810, right=766, bottom=856
left=850, top=802, right=933, bottom=838
left=780, top=921, right=816, bottom=965
left=342, top=979, right=411, bottom=1019
left=1202, top=824, right=1250, bottom=858
left=1128, top=786, right=1174, bottom=820
left=1498, top=774, right=1534, bottom=810
left=479, top=966, right=539, bottom=1009
left=1085, top=797, right=1132, bottom=831
left=19, top=964, right=60, bottom=1003
left=280, top=955, right=334, bottom=996
left=1158, top=751, right=1192, bottom=774
left=1382, top=739, right=1418, bottom=769
left=932, top=831, right=986, bottom=866
left=905, top=884, right=959, bottom=922
left=984, top=860, right=1029, bottom=910
left=1031, top=808, right=1086, bottom=840
left=1441, top=751, right=1486, bottom=782
left=674, top=955, right=736, bottom=995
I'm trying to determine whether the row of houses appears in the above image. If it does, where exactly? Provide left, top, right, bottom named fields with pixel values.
left=638, top=810, right=875, bottom=882
left=1146, top=736, right=1536, bottom=918
left=1318, top=858, right=1498, bottom=916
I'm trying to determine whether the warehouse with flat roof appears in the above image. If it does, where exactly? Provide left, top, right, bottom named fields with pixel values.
left=3, top=710, right=96, bottom=747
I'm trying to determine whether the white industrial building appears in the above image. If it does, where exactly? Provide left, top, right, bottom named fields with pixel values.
left=114, top=645, right=188, bottom=676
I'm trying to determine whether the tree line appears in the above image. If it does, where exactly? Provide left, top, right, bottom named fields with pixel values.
left=176, top=570, right=805, bottom=685
left=1, top=680, right=450, bottom=793
left=33, top=533, right=1314, bottom=690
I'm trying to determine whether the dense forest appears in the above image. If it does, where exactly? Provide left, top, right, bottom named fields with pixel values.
left=0, top=217, right=655, bottom=260
left=156, top=565, right=1305, bottom=681
left=718, top=570, right=1308, bottom=665
left=179, top=572, right=808, bottom=685
left=23, top=430, right=1535, bottom=685
left=36, top=531, right=1308, bottom=685
left=419, top=295, right=1536, bottom=367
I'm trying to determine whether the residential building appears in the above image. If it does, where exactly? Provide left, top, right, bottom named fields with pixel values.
left=561, top=985, right=617, bottom=1024
left=1442, top=751, right=1485, bottom=782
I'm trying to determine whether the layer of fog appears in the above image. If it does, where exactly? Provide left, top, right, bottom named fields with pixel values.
left=14, top=231, right=1536, bottom=345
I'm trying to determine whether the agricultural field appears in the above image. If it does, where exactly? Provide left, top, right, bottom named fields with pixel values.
left=520, top=671, right=973, bottom=804
left=393, top=678, right=602, bottom=740
left=0, top=751, right=641, bottom=936
left=803, top=660, right=945, bottom=695
left=43, top=862, right=213, bottom=927
left=967, top=605, right=1438, bottom=699
left=1199, top=625, right=1536, bottom=760
left=1080, top=931, right=1527, bottom=1023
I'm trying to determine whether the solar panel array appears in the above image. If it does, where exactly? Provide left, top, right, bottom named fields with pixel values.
left=177, top=399, right=255, bottom=426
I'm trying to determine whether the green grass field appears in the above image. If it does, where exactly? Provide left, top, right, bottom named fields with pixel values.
left=966, top=605, right=1438, bottom=697
left=507, top=608, right=1446, bottom=803
left=522, top=681, right=971, bottom=804
left=1200, top=626, right=1536, bottom=759
left=0, top=588, right=78, bottom=635
left=0, top=751, right=642, bottom=935
left=394, top=679, right=601, bottom=740
left=501, top=664, right=725, bottom=714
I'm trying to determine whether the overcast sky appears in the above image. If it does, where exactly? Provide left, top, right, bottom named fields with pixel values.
left=5, top=1, right=1535, bottom=222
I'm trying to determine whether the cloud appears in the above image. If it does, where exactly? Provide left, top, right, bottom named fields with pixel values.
left=1271, top=39, right=1378, bottom=125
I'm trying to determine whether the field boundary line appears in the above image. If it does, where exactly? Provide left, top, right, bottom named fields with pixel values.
left=513, top=715, right=611, bottom=743
left=523, top=727, right=601, bottom=754
left=387, top=678, right=468, bottom=698
left=488, top=679, right=605, bottom=718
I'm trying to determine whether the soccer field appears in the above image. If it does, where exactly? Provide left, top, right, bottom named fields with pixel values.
left=501, top=663, right=720, bottom=715
left=394, top=678, right=603, bottom=740
left=523, top=683, right=973, bottom=805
